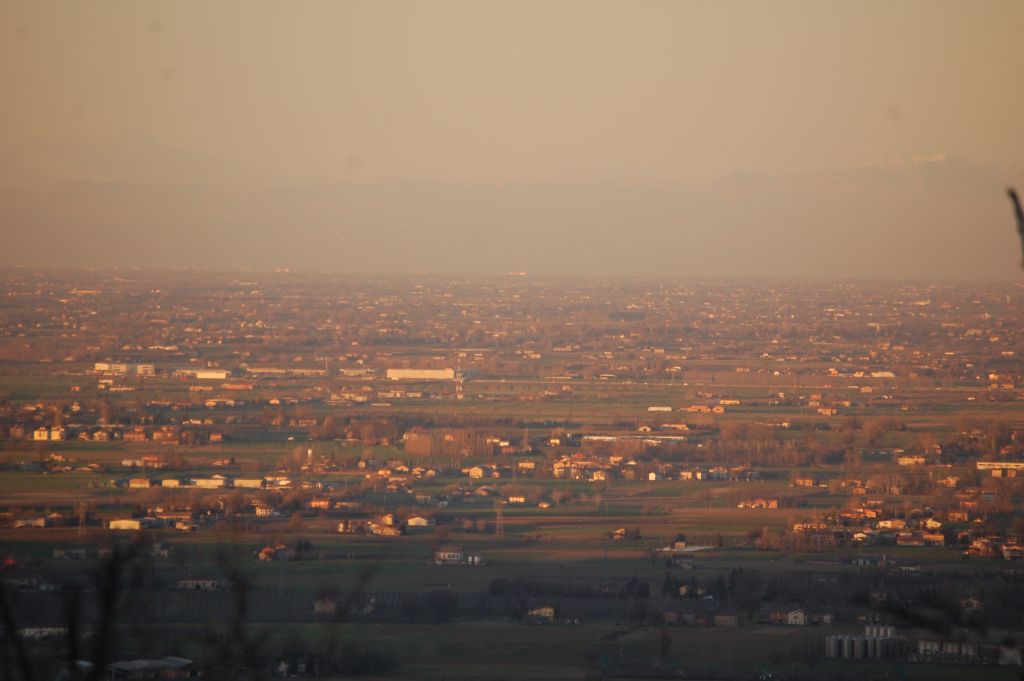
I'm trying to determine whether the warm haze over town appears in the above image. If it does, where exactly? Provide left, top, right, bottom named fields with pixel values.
left=2, top=2, right=1024, bottom=681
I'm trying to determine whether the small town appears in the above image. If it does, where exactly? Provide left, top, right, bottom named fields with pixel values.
left=4, top=1, right=1024, bottom=679
left=1, top=271, right=1023, bottom=680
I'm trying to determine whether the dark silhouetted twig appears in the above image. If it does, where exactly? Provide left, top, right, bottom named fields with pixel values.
left=1008, top=187, right=1024, bottom=268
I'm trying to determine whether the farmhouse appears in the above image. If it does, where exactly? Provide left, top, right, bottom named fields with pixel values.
left=769, top=608, right=807, bottom=626
left=526, top=606, right=557, bottom=623
left=434, top=545, right=464, bottom=564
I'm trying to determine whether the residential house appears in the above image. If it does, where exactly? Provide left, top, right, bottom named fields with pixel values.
left=526, top=606, right=557, bottom=624
left=434, top=545, right=464, bottom=564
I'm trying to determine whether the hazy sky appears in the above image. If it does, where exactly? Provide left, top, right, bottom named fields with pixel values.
left=2, top=1, right=1023, bottom=277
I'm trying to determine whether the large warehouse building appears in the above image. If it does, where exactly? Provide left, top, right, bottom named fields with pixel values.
left=386, top=368, right=456, bottom=381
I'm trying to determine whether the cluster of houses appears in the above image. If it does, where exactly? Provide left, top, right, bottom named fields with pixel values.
left=337, top=512, right=434, bottom=537
left=13, top=424, right=226, bottom=445
left=792, top=499, right=951, bottom=547
left=659, top=605, right=832, bottom=629
left=964, top=537, right=1024, bottom=561
left=736, top=498, right=779, bottom=509
left=549, top=453, right=755, bottom=483
left=359, top=457, right=438, bottom=491
left=788, top=487, right=1023, bottom=558
left=257, top=542, right=308, bottom=561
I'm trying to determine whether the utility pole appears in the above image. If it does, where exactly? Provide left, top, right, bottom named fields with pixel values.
left=494, top=499, right=505, bottom=537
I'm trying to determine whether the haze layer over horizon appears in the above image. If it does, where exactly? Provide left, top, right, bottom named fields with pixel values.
left=2, top=1, right=1023, bottom=278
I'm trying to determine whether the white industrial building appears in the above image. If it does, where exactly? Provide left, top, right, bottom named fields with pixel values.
left=386, top=368, right=455, bottom=381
